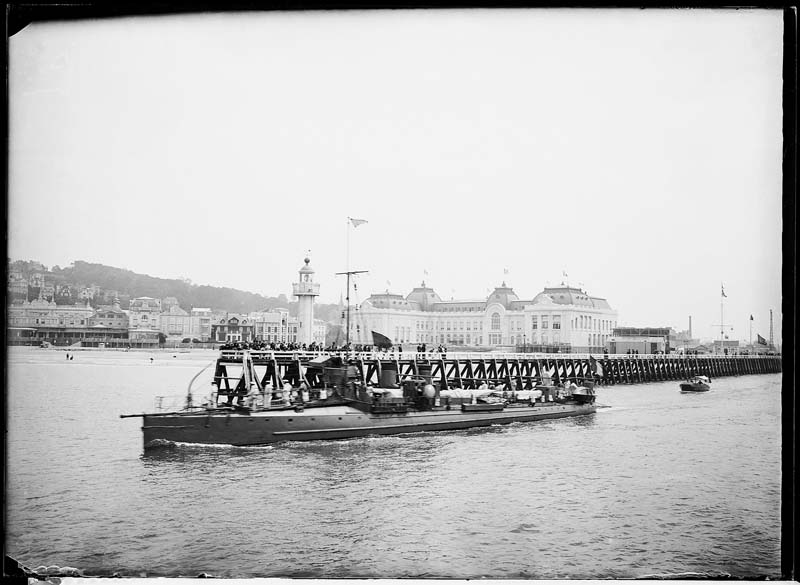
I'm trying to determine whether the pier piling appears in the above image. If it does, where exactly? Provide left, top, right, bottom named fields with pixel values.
left=211, top=351, right=781, bottom=397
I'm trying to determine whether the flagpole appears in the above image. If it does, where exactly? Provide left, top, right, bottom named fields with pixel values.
left=749, top=316, right=752, bottom=347
left=720, top=283, right=724, bottom=354
left=346, top=218, right=351, bottom=346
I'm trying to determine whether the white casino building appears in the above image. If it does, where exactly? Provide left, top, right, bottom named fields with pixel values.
left=355, top=281, right=618, bottom=353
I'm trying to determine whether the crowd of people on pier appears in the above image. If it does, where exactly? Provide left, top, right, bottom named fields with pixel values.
left=218, top=339, right=450, bottom=357
left=219, top=340, right=325, bottom=352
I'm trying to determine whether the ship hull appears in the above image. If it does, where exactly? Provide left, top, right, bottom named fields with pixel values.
left=142, top=402, right=596, bottom=448
left=679, top=383, right=710, bottom=392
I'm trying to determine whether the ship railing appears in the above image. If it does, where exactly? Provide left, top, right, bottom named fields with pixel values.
left=154, top=394, right=191, bottom=412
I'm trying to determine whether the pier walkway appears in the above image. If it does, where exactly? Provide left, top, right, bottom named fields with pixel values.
left=212, top=351, right=782, bottom=394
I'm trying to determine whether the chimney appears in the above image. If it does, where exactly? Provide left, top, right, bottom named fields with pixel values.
left=688, top=315, right=692, bottom=339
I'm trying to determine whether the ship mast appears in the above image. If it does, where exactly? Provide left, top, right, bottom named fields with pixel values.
left=336, top=270, right=368, bottom=345
left=338, top=217, right=368, bottom=347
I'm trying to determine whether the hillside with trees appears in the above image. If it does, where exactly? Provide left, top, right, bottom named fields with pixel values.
left=9, top=259, right=344, bottom=321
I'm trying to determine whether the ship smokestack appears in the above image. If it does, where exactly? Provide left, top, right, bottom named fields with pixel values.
left=689, top=315, right=692, bottom=339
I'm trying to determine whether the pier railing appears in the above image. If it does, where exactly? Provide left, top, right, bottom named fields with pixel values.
left=219, top=350, right=778, bottom=361
left=211, top=350, right=781, bottom=393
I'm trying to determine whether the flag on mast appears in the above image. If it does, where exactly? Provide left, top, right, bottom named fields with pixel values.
left=721, top=284, right=727, bottom=298
left=757, top=334, right=767, bottom=345
left=349, top=218, right=368, bottom=228
left=750, top=314, right=754, bottom=321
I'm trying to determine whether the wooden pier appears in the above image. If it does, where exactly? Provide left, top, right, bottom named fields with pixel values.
left=212, top=351, right=782, bottom=395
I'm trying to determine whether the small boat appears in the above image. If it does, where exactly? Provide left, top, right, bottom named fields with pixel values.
left=679, top=375, right=711, bottom=392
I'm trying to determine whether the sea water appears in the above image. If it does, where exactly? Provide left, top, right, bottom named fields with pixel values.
left=5, top=347, right=782, bottom=579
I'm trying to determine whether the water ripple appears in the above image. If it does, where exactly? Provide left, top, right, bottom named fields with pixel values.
left=5, top=350, right=783, bottom=579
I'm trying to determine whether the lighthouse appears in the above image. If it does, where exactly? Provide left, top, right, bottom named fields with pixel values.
left=292, top=256, right=320, bottom=345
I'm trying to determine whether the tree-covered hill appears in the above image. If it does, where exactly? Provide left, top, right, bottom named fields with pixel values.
left=10, top=259, right=343, bottom=320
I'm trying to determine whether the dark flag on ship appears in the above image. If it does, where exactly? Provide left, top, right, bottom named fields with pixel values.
left=757, top=334, right=767, bottom=345
left=589, top=355, right=597, bottom=373
left=589, top=355, right=603, bottom=377
left=371, top=330, right=393, bottom=349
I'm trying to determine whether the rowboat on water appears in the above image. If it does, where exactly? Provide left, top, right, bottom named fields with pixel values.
left=679, top=375, right=711, bottom=392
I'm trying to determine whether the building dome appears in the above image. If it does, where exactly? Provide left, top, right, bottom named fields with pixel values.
left=299, top=257, right=314, bottom=275
left=532, top=292, right=556, bottom=305
left=532, top=286, right=612, bottom=309
left=405, top=281, right=443, bottom=311
left=367, top=292, right=414, bottom=310
left=487, top=282, right=519, bottom=309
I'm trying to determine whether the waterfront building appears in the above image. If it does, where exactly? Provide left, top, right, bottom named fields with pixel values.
left=7, top=296, right=95, bottom=328
left=671, top=329, right=701, bottom=353
left=249, top=309, right=295, bottom=344
left=313, top=319, right=327, bottom=345
left=211, top=314, right=255, bottom=343
left=607, top=327, right=673, bottom=354
left=79, top=298, right=132, bottom=347
left=159, top=305, right=192, bottom=340
left=88, top=298, right=129, bottom=329
left=712, top=339, right=743, bottom=355
left=190, top=308, right=213, bottom=341
left=127, top=328, right=160, bottom=347
left=292, top=257, right=320, bottom=346
left=7, top=296, right=102, bottom=346
left=128, top=297, right=162, bottom=330
left=356, top=281, right=617, bottom=353
left=249, top=308, right=326, bottom=346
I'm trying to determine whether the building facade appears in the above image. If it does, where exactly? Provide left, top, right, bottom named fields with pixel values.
left=607, top=327, right=674, bottom=354
left=128, top=297, right=162, bottom=330
left=6, top=297, right=122, bottom=346
left=190, top=308, right=213, bottom=341
left=7, top=297, right=96, bottom=328
left=246, top=309, right=326, bottom=346
left=159, top=305, right=192, bottom=340
left=250, top=309, right=296, bottom=344
left=211, top=314, right=255, bottom=343
left=356, top=281, right=618, bottom=353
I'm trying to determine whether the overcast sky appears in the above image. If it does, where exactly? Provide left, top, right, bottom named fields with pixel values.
left=8, top=9, right=783, bottom=344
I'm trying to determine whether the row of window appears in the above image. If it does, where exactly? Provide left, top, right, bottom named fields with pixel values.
left=257, top=325, right=293, bottom=334
left=415, top=320, right=487, bottom=331
left=27, top=318, right=87, bottom=325
left=376, top=313, right=617, bottom=342
left=397, top=313, right=618, bottom=334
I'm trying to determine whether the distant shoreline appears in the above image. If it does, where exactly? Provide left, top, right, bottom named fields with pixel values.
left=7, top=345, right=220, bottom=353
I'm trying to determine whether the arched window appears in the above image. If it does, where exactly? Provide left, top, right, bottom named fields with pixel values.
left=491, top=313, right=501, bottom=330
